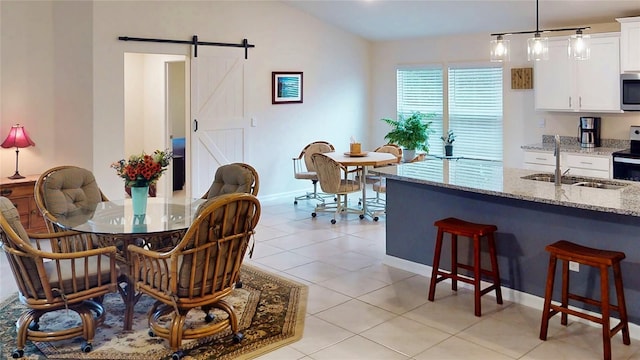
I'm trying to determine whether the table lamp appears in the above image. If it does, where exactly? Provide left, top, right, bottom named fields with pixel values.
left=1, top=124, right=35, bottom=179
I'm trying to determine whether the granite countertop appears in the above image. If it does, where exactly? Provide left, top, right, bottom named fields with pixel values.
left=521, top=135, right=628, bottom=156
left=372, top=158, right=640, bottom=217
left=520, top=143, right=624, bottom=156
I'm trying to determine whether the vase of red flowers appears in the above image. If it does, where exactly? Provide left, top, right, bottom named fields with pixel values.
left=111, top=149, right=172, bottom=215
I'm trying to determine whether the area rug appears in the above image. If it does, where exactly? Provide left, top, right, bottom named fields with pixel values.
left=0, top=264, right=307, bottom=360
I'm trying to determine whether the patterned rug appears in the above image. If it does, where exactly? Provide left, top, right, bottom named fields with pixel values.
left=0, top=265, right=307, bottom=360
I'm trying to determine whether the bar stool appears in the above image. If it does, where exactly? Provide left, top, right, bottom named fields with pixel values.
left=427, top=217, right=502, bottom=316
left=540, top=240, right=630, bottom=360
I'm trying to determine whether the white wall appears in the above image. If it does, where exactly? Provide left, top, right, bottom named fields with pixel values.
left=91, top=1, right=370, bottom=199
left=1, top=1, right=94, bottom=177
left=1, top=1, right=371, bottom=199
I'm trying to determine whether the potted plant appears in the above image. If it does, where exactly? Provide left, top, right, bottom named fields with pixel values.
left=381, top=111, right=433, bottom=162
left=441, top=130, right=456, bottom=157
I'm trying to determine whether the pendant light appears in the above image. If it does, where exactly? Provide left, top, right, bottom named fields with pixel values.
left=527, top=0, right=548, bottom=61
left=569, top=29, right=591, bottom=60
left=489, top=35, right=510, bottom=62
left=527, top=34, right=549, bottom=61
left=490, top=0, right=590, bottom=62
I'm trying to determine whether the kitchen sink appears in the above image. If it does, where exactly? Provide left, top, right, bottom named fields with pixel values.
left=521, top=174, right=579, bottom=185
left=521, top=173, right=629, bottom=189
left=572, top=181, right=626, bottom=190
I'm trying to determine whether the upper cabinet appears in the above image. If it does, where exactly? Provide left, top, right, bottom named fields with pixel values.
left=617, top=17, right=640, bottom=73
left=535, top=33, right=621, bottom=113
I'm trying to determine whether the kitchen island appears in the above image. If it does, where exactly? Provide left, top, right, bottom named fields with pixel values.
left=374, top=158, right=640, bottom=326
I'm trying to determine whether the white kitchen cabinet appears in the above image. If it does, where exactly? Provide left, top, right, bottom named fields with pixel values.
left=564, top=153, right=610, bottom=179
left=617, top=17, right=640, bottom=73
left=523, top=150, right=558, bottom=173
left=523, top=150, right=611, bottom=179
left=535, top=33, right=621, bottom=112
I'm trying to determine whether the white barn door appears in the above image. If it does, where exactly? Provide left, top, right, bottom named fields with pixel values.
left=190, top=47, right=246, bottom=197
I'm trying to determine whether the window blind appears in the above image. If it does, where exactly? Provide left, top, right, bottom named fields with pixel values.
left=448, top=67, right=503, bottom=161
left=397, top=68, right=444, bottom=156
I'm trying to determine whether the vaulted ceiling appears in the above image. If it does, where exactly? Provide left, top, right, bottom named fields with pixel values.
left=283, top=0, right=640, bottom=41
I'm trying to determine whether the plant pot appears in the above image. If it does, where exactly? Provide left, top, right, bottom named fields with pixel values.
left=402, top=149, right=416, bottom=162
left=445, top=145, right=453, bottom=157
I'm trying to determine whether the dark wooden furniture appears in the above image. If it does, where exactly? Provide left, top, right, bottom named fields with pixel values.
left=0, top=175, right=46, bottom=233
left=540, top=240, right=630, bottom=360
left=427, top=217, right=503, bottom=316
left=172, top=137, right=185, bottom=191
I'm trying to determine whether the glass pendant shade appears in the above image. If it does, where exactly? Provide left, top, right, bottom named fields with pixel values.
left=569, top=31, right=590, bottom=60
left=490, top=36, right=510, bottom=62
left=527, top=34, right=549, bottom=61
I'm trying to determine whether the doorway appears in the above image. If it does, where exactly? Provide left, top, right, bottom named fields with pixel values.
left=124, top=53, right=188, bottom=198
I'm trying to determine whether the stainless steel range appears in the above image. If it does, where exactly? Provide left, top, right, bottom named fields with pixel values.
left=612, top=126, right=640, bottom=181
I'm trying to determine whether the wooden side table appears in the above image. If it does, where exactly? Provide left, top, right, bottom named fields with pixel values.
left=0, top=175, right=47, bottom=233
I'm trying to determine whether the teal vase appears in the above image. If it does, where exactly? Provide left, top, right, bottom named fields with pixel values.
left=131, top=185, right=149, bottom=216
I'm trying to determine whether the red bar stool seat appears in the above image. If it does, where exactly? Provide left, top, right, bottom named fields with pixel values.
left=540, top=240, right=630, bottom=360
left=427, top=217, right=502, bottom=316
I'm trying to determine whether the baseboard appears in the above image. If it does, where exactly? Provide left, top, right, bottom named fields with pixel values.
left=383, top=254, right=640, bottom=340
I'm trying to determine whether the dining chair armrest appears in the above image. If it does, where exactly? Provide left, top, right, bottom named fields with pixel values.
left=29, top=231, right=108, bottom=254
left=127, top=243, right=174, bottom=259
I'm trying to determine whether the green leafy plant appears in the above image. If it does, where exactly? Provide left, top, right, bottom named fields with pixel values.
left=441, top=130, right=456, bottom=145
left=381, top=112, right=434, bottom=152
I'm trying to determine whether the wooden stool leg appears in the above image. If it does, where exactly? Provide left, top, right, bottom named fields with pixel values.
left=540, top=253, right=557, bottom=340
left=600, top=265, right=612, bottom=360
left=488, top=233, right=503, bottom=304
left=613, top=263, right=631, bottom=345
left=428, top=228, right=444, bottom=302
left=473, top=234, right=482, bottom=317
left=451, top=234, right=458, bottom=292
left=561, top=260, right=569, bottom=326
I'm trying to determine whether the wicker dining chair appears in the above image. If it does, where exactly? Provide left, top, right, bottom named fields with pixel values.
left=292, top=141, right=335, bottom=204
left=201, top=162, right=260, bottom=288
left=34, top=165, right=109, bottom=232
left=128, top=193, right=261, bottom=360
left=202, top=162, right=259, bottom=199
left=0, top=196, right=119, bottom=358
left=310, top=153, right=362, bottom=224
left=364, top=144, right=403, bottom=209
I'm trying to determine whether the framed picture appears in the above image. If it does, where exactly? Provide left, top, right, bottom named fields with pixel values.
left=272, top=72, right=303, bottom=104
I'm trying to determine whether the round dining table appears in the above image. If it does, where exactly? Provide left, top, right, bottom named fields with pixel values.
left=55, top=196, right=206, bottom=331
left=324, top=151, right=398, bottom=220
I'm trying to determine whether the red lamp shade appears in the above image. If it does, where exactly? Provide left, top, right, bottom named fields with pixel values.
left=2, top=124, right=35, bottom=179
left=1, top=125, right=35, bottom=149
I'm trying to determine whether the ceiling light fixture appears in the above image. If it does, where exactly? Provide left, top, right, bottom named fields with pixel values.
left=490, top=0, right=590, bottom=62
left=569, top=29, right=591, bottom=60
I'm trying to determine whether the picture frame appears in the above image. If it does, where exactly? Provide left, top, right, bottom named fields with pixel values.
left=272, top=72, right=303, bottom=104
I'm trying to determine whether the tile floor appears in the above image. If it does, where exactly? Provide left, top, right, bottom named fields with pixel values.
left=2, top=194, right=640, bottom=359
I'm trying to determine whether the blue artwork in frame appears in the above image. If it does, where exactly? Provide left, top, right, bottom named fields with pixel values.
left=272, top=72, right=303, bottom=104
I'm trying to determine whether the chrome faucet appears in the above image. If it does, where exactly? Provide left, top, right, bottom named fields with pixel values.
left=554, top=134, right=561, bottom=186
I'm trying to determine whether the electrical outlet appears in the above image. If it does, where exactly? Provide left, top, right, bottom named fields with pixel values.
left=569, top=261, right=579, bottom=272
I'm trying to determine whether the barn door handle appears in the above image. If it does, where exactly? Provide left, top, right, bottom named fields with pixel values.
left=193, top=119, right=198, bottom=132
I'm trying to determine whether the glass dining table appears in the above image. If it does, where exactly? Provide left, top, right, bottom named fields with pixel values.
left=54, top=196, right=206, bottom=331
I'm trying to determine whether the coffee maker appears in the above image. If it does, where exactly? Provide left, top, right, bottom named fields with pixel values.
left=578, top=117, right=601, bottom=148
